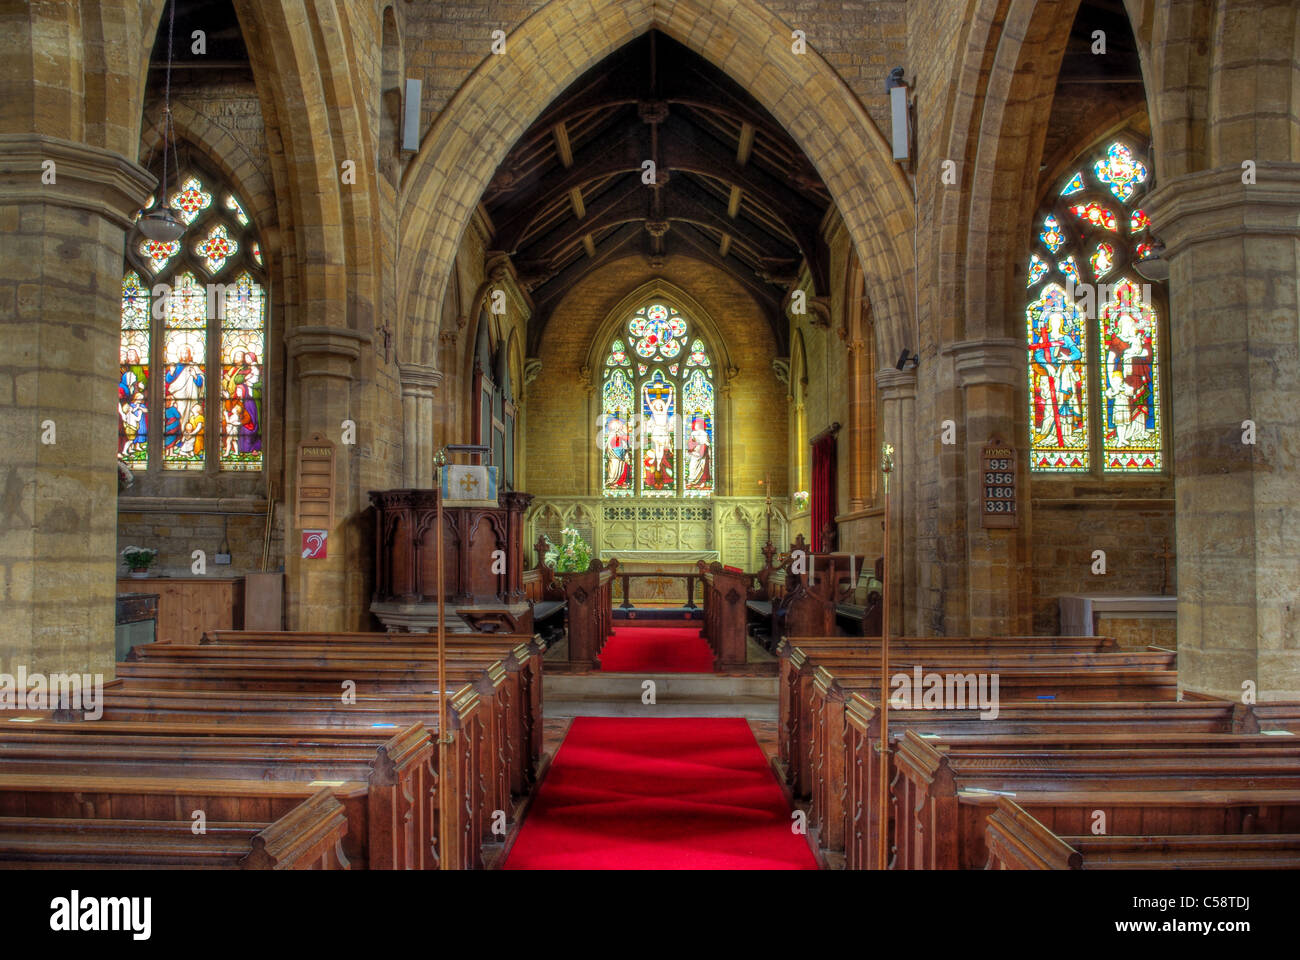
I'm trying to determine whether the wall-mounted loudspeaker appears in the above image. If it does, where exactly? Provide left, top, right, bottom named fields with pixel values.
left=402, top=78, right=422, bottom=153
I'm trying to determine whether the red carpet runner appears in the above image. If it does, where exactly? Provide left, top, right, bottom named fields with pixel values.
left=597, top=625, right=716, bottom=673
left=503, top=717, right=818, bottom=869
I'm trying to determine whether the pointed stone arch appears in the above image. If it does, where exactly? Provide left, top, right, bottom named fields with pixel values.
left=396, top=0, right=915, bottom=378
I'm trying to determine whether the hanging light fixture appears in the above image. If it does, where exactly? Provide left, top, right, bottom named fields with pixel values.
left=137, top=0, right=185, bottom=242
left=1132, top=237, right=1170, bottom=281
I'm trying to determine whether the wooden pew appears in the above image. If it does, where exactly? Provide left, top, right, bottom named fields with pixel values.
left=782, top=641, right=1178, bottom=799
left=892, top=728, right=1300, bottom=869
left=806, top=653, right=1178, bottom=854
left=984, top=797, right=1300, bottom=869
left=135, top=636, right=538, bottom=801
left=31, top=681, right=487, bottom=869
left=778, top=635, right=1127, bottom=792
left=697, top=561, right=749, bottom=669
left=200, top=629, right=544, bottom=771
left=0, top=788, right=350, bottom=869
left=556, top=559, right=617, bottom=669
left=0, top=722, right=433, bottom=870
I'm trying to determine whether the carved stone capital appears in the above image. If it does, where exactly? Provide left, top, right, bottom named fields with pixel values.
left=0, top=134, right=154, bottom=228
left=1144, top=163, right=1300, bottom=257
left=771, top=357, right=790, bottom=386
left=524, top=358, right=543, bottom=386
left=807, top=295, right=832, bottom=327
left=943, top=337, right=1023, bottom=388
left=398, top=361, right=443, bottom=398
left=874, top=367, right=917, bottom=401
left=286, top=326, right=366, bottom=380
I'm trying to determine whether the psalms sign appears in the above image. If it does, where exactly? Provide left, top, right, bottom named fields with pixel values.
left=296, top=433, right=335, bottom=532
left=980, top=442, right=1017, bottom=529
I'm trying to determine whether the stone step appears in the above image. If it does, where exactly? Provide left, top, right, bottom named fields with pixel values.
left=543, top=672, right=777, bottom=719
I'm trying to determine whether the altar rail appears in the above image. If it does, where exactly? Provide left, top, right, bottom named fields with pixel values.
left=525, top=496, right=791, bottom=572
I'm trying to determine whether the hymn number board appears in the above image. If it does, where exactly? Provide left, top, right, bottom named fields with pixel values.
left=981, top=443, right=1017, bottom=528
left=296, top=434, right=336, bottom=532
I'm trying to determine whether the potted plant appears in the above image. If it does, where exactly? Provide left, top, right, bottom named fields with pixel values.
left=792, top=490, right=811, bottom=514
left=121, top=546, right=158, bottom=579
left=543, top=527, right=593, bottom=574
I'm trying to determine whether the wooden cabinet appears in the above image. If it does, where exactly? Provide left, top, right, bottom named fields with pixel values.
left=115, top=578, right=244, bottom=645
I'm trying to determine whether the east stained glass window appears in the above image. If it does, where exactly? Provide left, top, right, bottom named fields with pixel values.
left=601, top=304, right=714, bottom=497
left=119, top=160, right=267, bottom=473
left=1024, top=137, right=1163, bottom=474
left=601, top=368, right=635, bottom=497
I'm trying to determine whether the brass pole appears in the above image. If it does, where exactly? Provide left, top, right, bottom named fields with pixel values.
left=435, top=449, right=448, bottom=870
left=877, top=442, right=894, bottom=871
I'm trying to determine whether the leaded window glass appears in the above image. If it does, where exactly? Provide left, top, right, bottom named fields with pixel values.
left=1025, top=137, right=1164, bottom=474
left=119, top=159, right=267, bottom=473
left=601, top=303, right=715, bottom=496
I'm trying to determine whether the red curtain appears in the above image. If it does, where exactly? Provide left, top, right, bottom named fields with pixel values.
left=811, top=434, right=837, bottom=552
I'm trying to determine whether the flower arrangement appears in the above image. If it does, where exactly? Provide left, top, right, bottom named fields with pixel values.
left=120, top=545, right=158, bottom=573
left=543, top=527, right=593, bottom=574
left=793, top=490, right=811, bottom=514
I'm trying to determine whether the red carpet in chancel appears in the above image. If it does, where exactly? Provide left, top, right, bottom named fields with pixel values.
left=503, top=717, right=818, bottom=869
left=597, top=626, right=716, bottom=673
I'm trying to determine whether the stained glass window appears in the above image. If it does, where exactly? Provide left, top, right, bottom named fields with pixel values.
left=1060, top=172, right=1085, bottom=196
left=1023, top=137, right=1164, bottom=474
left=225, top=193, right=249, bottom=226
left=606, top=338, right=630, bottom=366
left=682, top=369, right=714, bottom=497
left=629, top=304, right=687, bottom=359
left=195, top=222, right=238, bottom=273
left=601, top=368, right=635, bottom=496
left=119, top=156, right=266, bottom=473
left=139, top=238, right=180, bottom=273
left=170, top=175, right=213, bottom=225
left=119, top=272, right=151, bottom=470
left=162, top=273, right=208, bottom=470
left=219, top=273, right=265, bottom=470
left=1069, top=202, right=1117, bottom=231
left=1090, top=242, right=1115, bottom=278
left=602, top=303, right=715, bottom=497
left=1026, top=285, right=1089, bottom=471
left=641, top=370, right=676, bottom=496
left=1093, top=142, right=1148, bottom=202
left=685, top=339, right=710, bottom=367
left=1098, top=280, right=1162, bottom=471
left=1027, top=254, right=1049, bottom=287
left=1040, top=215, right=1065, bottom=254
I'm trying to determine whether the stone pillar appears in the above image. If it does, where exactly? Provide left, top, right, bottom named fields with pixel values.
left=399, top=362, right=442, bottom=488
left=284, top=326, right=366, bottom=631
left=0, top=134, right=153, bottom=676
left=875, top=368, right=916, bottom=637
left=1146, top=166, right=1300, bottom=699
left=947, top=338, right=1033, bottom=636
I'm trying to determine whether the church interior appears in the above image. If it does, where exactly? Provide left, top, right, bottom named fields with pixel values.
left=1, top=0, right=1299, bottom=888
